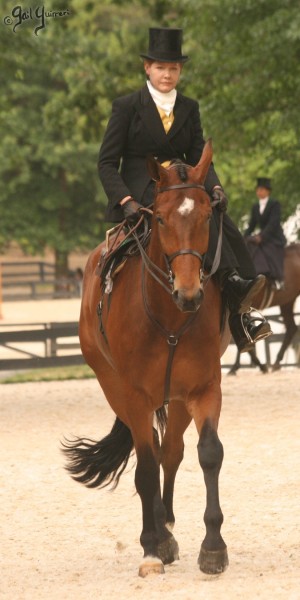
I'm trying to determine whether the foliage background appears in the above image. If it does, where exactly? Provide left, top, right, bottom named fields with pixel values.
left=1, top=0, right=299, bottom=273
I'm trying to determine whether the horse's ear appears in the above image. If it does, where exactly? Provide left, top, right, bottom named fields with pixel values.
left=147, top=156, right=168, bottom=181
left=193, top=139, right=213, bottom=184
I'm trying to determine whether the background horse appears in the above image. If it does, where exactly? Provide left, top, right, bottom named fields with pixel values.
left=228, top=243, right=300, bottom=374
left=63, top=141, right=232, bottom=577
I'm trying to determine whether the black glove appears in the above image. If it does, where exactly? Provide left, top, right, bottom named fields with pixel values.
left=122, top=199, right=143, bottom=226
left=212, top=187, right=228, bottom=212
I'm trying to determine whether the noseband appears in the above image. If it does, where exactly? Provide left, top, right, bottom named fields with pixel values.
left=157, top=182, right=208, bottom=269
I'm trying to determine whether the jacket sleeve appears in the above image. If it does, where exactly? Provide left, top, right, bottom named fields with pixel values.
left=185, top=101, right=222, bottom=193
left=260, top=201, right=282, bottom=242
left=244, top=206, right=258, bottom=236
left=98, top=97, right=133, bottom=208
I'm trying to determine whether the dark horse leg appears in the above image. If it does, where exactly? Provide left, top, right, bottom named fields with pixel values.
left=227, top=348, right=241, bottom=375
left=272, top=301, right=298, bottom=370
left=197, top=419, right=228, bottom=573
left=63, top=387, right=178, bottom=577
left=187, top=384, right=228, bottom=574
left=228, top=348, right=267, bottom=375
left=130, top=407, right=179, bottom=577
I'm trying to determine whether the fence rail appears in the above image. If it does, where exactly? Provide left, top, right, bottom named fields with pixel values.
left=0, top=322, right=84, bottom=370
left=0, top=261, right=81, bottom=300
left=0, top=313, right=298, bottom=372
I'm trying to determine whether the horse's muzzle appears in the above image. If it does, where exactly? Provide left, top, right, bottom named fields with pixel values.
left=172, top=288, right=204, bottom=312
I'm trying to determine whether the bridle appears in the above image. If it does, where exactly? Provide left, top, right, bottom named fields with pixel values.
left=132, top=181, right=223, bottom=294
left=156, top=181, right=221, bottom=277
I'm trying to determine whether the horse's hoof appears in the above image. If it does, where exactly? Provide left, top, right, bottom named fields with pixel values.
left=272, top=362, right=281, bottom=372
left=138, top=556, right=164, bottom=577
left=198, top=546, right=229, bottom=574
left=227, top=370, right=237, bottom=376
left=158, top=534, right=179, bottom=564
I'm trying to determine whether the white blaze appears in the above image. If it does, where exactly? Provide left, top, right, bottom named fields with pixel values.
left=177, top=197, right=194, bottom=216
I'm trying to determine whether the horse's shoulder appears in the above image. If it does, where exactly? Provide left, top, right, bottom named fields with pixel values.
left=84, top=242, right=105, bottom=275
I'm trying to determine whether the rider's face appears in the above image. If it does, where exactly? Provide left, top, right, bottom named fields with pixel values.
left=256, top=186, right=270, bottom=199
left=144, top=61, right=182, bottom=93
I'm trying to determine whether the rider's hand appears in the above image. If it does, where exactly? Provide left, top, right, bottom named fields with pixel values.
left=212, top=187, right=228, bottom=212
left=253, top=234, right=262, bottom=245
left=122, top=198, right=143, bottom=226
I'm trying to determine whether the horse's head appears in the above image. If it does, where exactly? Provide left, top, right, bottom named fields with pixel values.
left=147, top=140, right=213, bottom=313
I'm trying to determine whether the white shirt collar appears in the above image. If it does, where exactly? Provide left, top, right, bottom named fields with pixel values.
left=259, top=196, right=269, bottom=213
left=147, top=80, right=177, bottom=116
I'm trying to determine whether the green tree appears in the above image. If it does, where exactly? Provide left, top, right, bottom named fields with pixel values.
left=1, top=0, right=299, bottom=274
left=180, top=0, right=300, bottom=226
left=0, top=0, right=148, bottom=275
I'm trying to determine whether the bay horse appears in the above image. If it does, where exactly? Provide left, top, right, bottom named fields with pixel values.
left=228, top=242, right=300, bottom=374
left=63, top=140, right=231, bottom=577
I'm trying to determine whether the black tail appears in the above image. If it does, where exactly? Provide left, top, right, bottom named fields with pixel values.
left=62, top=417, right=134, bottom=490
left=62, top=407, right=168, bottom=490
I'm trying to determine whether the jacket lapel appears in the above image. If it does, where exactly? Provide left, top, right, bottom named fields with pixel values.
left=168, top=92, right=192, bottom=139
left=135, top=86, right=193, bottom=150
left=136, top=85, right=169, bottom=148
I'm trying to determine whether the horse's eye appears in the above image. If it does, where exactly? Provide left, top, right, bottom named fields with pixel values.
left=156, top=215, right=164, bottom=225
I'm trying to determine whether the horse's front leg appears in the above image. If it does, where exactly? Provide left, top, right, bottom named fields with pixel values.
left=161, top=401, right=192, bottom=529
left=131, top=413, right=179, bottom=577
left=188, top=382, right=228, bottom=574
left=198, top=419, right=228, bottom=573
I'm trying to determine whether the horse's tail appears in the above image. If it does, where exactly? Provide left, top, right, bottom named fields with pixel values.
left=62, top=417, right=134, bottom=490
left=62, top=406, right=168, bottom=490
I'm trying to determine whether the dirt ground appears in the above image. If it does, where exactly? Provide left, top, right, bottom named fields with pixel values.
left=1, top=367, right=300, bottom=600
left=0, top=297, right=299, bottom=599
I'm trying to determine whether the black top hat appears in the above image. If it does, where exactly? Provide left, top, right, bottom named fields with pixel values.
left=256, top=177, right=272, bottom=190
left=140, top=28, right=188, bottom=63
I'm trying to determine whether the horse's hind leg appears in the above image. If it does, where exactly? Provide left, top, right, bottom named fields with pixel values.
left=129, top=410, right=179, bottom=577
left=272, top=301, right=297, bottom=370
left=161, top=401, right=192, bottom=529
left=227, top=349, right=241, bottom=376
left=249, top=348, right=268, bottom=373
left=188, top=382, right=228, bottom=574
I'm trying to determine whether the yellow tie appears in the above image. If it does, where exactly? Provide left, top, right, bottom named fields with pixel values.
left=156, top=107, right=175, bottom=167
left=157, top=106, right=174, bottom=133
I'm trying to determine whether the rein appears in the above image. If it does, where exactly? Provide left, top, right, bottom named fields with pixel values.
left=141, top=262, right=198, bottom=404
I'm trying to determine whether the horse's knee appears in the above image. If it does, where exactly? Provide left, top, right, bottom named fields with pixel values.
left=197, top=420, right=223, bottom=472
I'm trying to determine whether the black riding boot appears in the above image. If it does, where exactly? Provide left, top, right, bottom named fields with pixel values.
left=222, top=271, right=266, bottom=314
left=229, top=311, right=272, bottom=353
left=221, top=271, right=272, bottom=352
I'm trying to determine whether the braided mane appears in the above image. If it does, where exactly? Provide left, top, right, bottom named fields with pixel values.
left=169, top=159, right=189, bottom=182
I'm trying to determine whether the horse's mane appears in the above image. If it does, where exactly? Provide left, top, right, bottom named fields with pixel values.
left=169, top=159, right=189, bottom=182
